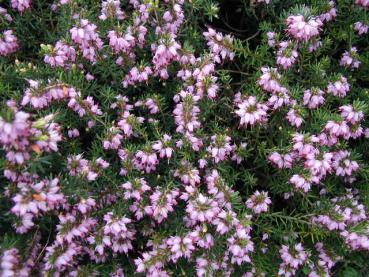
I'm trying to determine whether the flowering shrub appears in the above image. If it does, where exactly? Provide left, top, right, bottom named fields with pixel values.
left=1, top=0, right=369, bottom=276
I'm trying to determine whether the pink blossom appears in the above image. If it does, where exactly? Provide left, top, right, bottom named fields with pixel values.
left=44, top=41, right=76, bottom=68
left=145, top=187, right=180, bottom=223
left=355, top=0, right=369, bottom=8
left=303, top=88, right=325, bottom=109
left=133, top=150, right=159, bottom=173
left=269, top=152, right=294, bottom=169
left=235, top=96, right=268, bottom=127
left=203, top=27, right=234, bottom=62
left=207, top=135, right=233, bottom=163
left=339, top=105, right=364, bottom=124
left=0, top=248, right=20, bottom=277
left=227, top=225, right=254, bottom=265
left=166, top=235, right=195, bottom=262
left=99, top=0, right=125, bottom=20
left=11, top=0, right=31, bottom=13
left=327, top=76, right=350, bottom=97
left=0, top=7, right=13, bottom=21
left=276, top=41, right=298, bottom=69
left=267, top=31, right=276, bottom=47
left=267, top=90, right=291, bottom=110
left=67, top=128, right=80, bottom=138
left=245, top=190, right=272, bottom=214
left=258, top=67, right=287, bottom=93
left=340, top=47, right=361, bottom=70
left=152, top=134, right=173, bottom=159
left=289, top=174, right=312, bottom=192
left=103, top=212, right=135, bottom=254
left=70, top=19, right=103, bottom=63
left=185, top=194, right=220, bottom=224
left=173, top=92, right=201, bottom=133
left=286, top=15, right=322, bottom=41
left=278, top=243, right=308, bottom=275
left=332, top=150, right=359, bottom=177
left=122, top=178, right=150, bottom=200
left=319, top=1, right=337, bottom=23
left=286, top=108, right=303, bottom=128
left=354, top=22, right=369, bottom=35
left=0, top=30, right=19, bottom=56
left=122, top=66, right=153, bottom=87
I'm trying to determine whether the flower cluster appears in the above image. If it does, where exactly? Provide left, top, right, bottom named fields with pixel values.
left=11, top=0, right=32, bottom=14
left=278, top=243, right=309, bottom=276
left=340, top=47, right=361, bottom=70
left=1, top=0, right=369, bottom=276
left=0, top=30, right=18, bottom=56
left=312, top=191, right=369, bottom=251
left=67, top=154, right=109, bottom=181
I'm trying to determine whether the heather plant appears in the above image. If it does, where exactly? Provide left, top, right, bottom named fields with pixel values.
left=0, top=0, right=369, bottom=276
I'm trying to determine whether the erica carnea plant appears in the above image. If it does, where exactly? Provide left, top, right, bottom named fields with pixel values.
left=0, top=0, right=369, bottom=276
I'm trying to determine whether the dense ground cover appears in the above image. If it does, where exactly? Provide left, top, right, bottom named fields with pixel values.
left=0, top=0, right=369, bottom=276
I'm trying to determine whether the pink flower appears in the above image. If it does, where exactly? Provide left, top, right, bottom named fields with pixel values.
left=355, top=0, right=369, bottom=8
left=327, top=76, right=350, bottom=97
left=303, top=88, right=325, bottom=109
left=0, top=30, right=19, bottom=56
left=185, top=194, right=220, bottom=224
left=0, top=7, right=13, bottom=22
left=286, top=108, right=303, bottom=128
left=152, top=34, right=181, bottom=78
left=267, top=31, right=276, bottom=47
left=145, top=187, right=180, bottom=223
left=308, top=243, right=341, bottom=277
left=108, top=30, right=135, bottom=55
left=173, top=92, right=201, bottom=134
left=305, top=152, right=333, bottom=178
left=103, top=127, right=123, bottom=149
left=0, top=248, right=20, bottom=277
left=332, top=150, right=359, bottom=177
left=276, top=41, right=298, bottom=69
left=258, top=67, right=287, bottom=93
left=43, top=242, right=82, bottom=272
left=122, top=66, right=152, bottom=87
left=227, top=225, right=254, bottom=265
left=134, top=150, right=159, bottom=173
left=11, top=0, right=31, bottom=13
left=174, top=160, right=201, bottom=187
left=166, top=235, right=195, bottom=262
left=206, top=135, right=233, bottom=163
left=308, top=39, right=322, bottom=52
left=324, top=120, right=350, bottom=139
left=99, top=0, right=125, bottom=21
left=122, top=178, right=150, bottom=200
left=268, top=90, right=291, bottom=110
left=103, top=212, right=135, bottom=254
left=67, top=128, right=80, bottom=138
left=286, top=15, right=322, bottom=41
left=235, top=96, right=268, bottom=127
left=289, top=174, right=312, bottom=192
left=44, top=41, right=76, bottom=68
left=319, top=1, right=337, bottom=23
left=279, top=243, right=308, bottom=276
left=340, top=47, right=361, bottom=70
left=339, top=105, right=364, bottom=124
left=70, top=19, right=103, bottom=63
left=152, top=134, right=173, bottom=159
left=203, top=27, right=234, bottom=62
left=269, top=152, right=294, bottom=169
left=354, top=22, right=369, bottom=35
left=246, top=190, right=272, bottom=214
